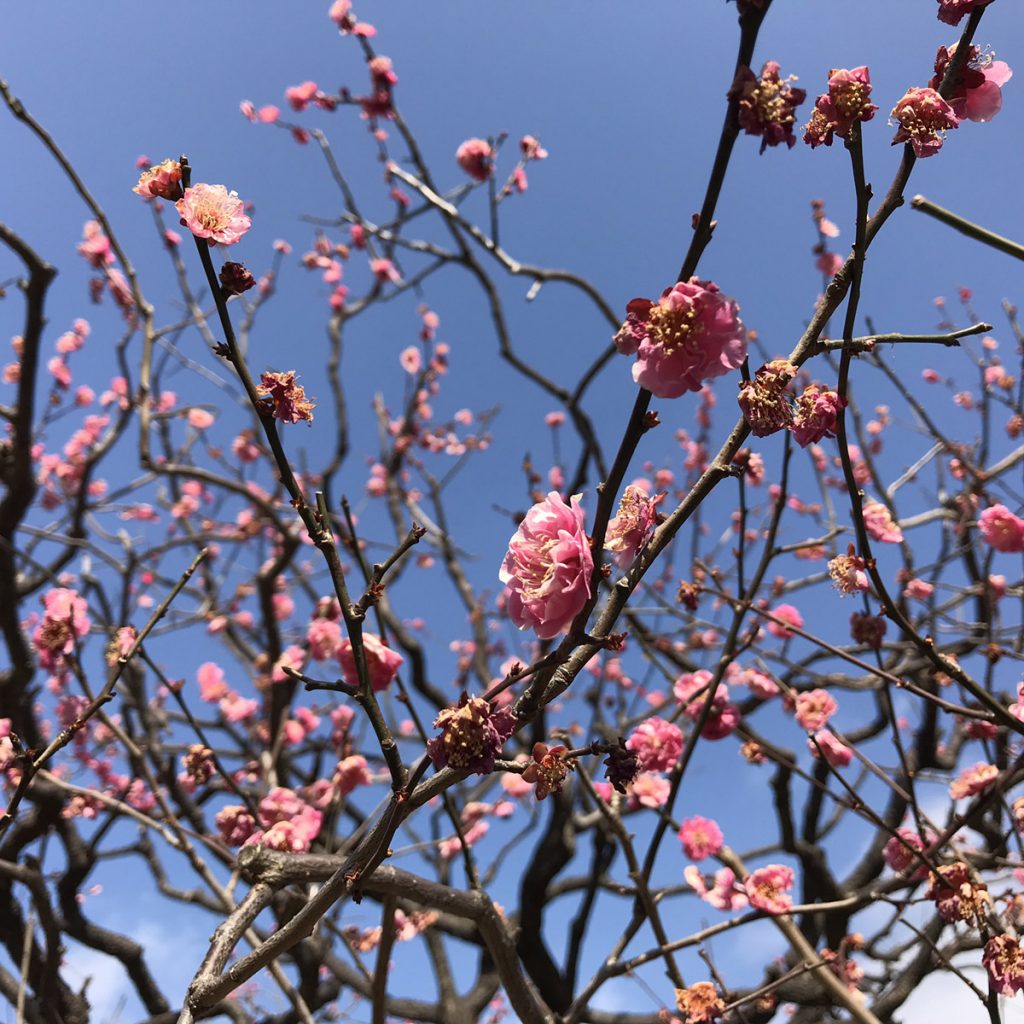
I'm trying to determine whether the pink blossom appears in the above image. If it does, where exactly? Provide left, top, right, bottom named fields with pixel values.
left=766, top=603, right=803, bottom=639
left=949, top=760, right=998, bottom=799
left=936, top=0, right=995, bottom=25
left=613, top=279, right=746, bottom=399
left=307, top=617, right=342, bottom=661
left=337, top=632, right=404, bottom=692
left=285, top=81, right=318, bottom=111
left=804, top=67, right=878, bottom=148
left=370, top=258, right=401, bottom=284
left=219, top=693, right=259, bottom=723
left=827, top=548, right=869, bottom=595
left=175, top=184, right=252, bottom=245
left=790, top=385, right=845, bottom=447
left=674, top=671, right=741, bottom=740
left=215, top=804, right=257, bottom=846
left=520, top=135, right=548, bottom=160
left=978, top=504, right=1024, bottom=553
left=334, top=754, right=373, bottom=796
left=731, top=61, right=806, bottom=152
left=984, top=935, right=1024, bottom=997
left=400, top=346, right=422, bottom=374
left=626, top=772, right=671, bottom=810
left=604, top=484, right=659, bottom=570
left=187, top=408, right=214, bottom=430
left=197, top=662, right=229, bottom=702
left=626, top=717, right=683, bottom=773
left=903, top=578, right=934, bottom=601
left=883, top=828, right=931, bottom=878
left=931, top=44, right=1013, bottom=123
left=862, top=501, right=903, bottom=544
left=256, top=370, right=315, bottom=424
left=745, top=864, right=794, bottom=914
left=890, top=87, right=960, bottom=158
left=795, top=689, right=838, bottom=731
left=77, top=221, right=113, bottom=268
left=685, top=865, right=748, bottom=911
left=133, top=158, right=182, bottom=201
left=455, top=138, right=493, bottom=181
left=499, top=491, right=593, bottom=639
left=32, top=588, right=90, bottom=670
left=810, top=731, right=852, bottom=768
left=678, top=816, right=724, bottom=860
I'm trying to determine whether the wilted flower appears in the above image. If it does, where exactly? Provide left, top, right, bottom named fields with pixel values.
left=828, top=546, right=869, bottom=595
left=850, top=611, right=886, bottom=650
left=925, top=861, right=990, bottom=923
left=935, top=0, right=996, bottom=26
left=890, top=87, right=960, bottom=158
left=220, top=261, right=256, bottom=296
left=737, top=359, right=796, bottom=436
left=790, top=384, right=844, bottom=446
left=499, top=491, right=593, bottom=639
left=984, top=935, right=1024, bottom=997
left=256, top=370, right=315, bottom=424
left=521, top=742, right=574, bottom=799
left=427, top=694, right=516, bottom=775
left=731, top=61, right=806, bottom=152
left=613, top=279, right=746, bottom=399
left=176, top=183, right=252, bottom=245
left=949, top=760, right=998, bottom=799
left=602, top=738, right=640, bottom=793
left=675, top=982, right=725, bottom=1023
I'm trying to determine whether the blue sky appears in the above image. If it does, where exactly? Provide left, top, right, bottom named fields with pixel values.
left=2, top=2, right=1024, bottom=1021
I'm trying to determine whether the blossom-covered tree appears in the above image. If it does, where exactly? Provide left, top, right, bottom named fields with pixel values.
left=1, top=2, right=1023, bottom=1023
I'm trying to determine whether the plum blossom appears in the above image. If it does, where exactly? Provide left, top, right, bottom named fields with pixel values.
left=215, top=804, right=257, bottom=846
left=862, top=501, right=903, bottom=544
left=334, top=754, right=373, bottom=796
left=926, top=862, right=990, bottom=923
left=949, top=760, right=998, bottom=799
left=984, top=935, right=1024, bottom=997
left=678, top=816, right=724, bottom=860
left=674, top=982, right=725, bottom=1023
left=427, top=694, right=516, bottom=775
left=521, top=742, right=573, bottom=800
left=337, top=632, right=404, bottom=692
left=766, top=603, right=803, bottom=639
left=731, top=61, right=806, bottom=152
left=883, top=828, right=932, bottom=879
left=737, top=359, right=796, bottom=436
left=794, top=689, right=837, bottom=731
left=626, top=717, right=683, bottom=773
left=499, top=491, right=593, bottom=639
left=685, top=865, right=748, bottom=911
left=936, top=0, right=995, bottom=25
left=175, top=184, right=251, bottom=245
left=828, top=547, right=869, bottom=595
left=604, top=484, right=659, bottom=569
left=456, top=138, right=493, bottom=181
left=613, top=279, right=746, bottom=399
left=32, top=588, right=90, bottom=670
left=978, top=504, right=1024, bottom=553
left=790, top=384, right=845, bottom=446
left=674, top=671, right=741, bottom=740
left=810, top=731, right=852, bottom=768
left=257, top=370, right=315, bottom=424
left=626, top=772, right=671, bottom=809
left=804, top=67, right=878, bottom=148
left=133, top=158, right=182, bottom=201
left=745, top=864, right=794, bottom=914
left=890, top=87, right=960, bottom=158
left=931, top=44, right=1012, bottom=123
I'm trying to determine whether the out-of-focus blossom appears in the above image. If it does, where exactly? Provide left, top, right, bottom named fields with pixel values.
left=456, top=138, right=493, bottom=181
left=499, top=491, right=593, bottom=639
left=678, top=816, right=724, bottom=860
left=745, top=864, right=794, bottom=914
left=978, top=504, right=1024, bottom=552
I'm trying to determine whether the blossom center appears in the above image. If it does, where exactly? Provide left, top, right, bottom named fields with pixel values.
left=647, top=301, right=703, bottom=354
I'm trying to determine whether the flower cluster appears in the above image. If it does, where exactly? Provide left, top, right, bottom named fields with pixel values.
left=731, top=61, right=806, bottom=152
left=613, top=279, right=746, bottom=399
left=499, top=491, right=593, bottom=639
